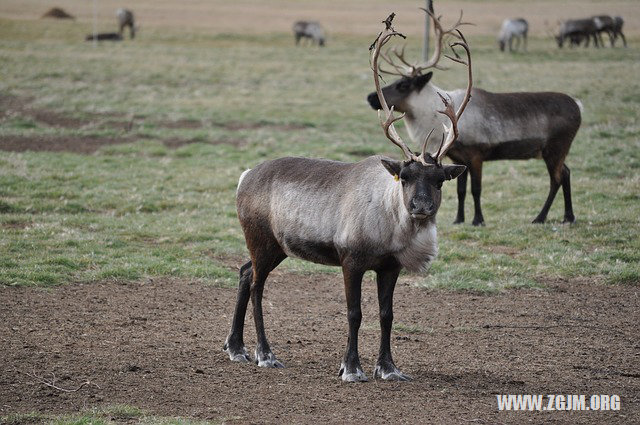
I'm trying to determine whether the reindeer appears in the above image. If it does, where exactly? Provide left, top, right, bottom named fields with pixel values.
left=85, top=33, right=122, bottom=42
left=116, top=8, right=136, bottom=39
left=292, top=21, right=326, bottom=47
left=498, top=18, right=528, bottom=52
left=367, top=10, right=581, bottom=226
left=612, top=16, right=627, bottom=47
left=555, top=19, right=600, bottom=48
left=592, top=15, right=616, bottom=47
left=223, top=13, right=471, bottom=382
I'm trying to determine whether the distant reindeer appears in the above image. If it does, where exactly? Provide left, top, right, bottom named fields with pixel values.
left=85, top=33, right=122, bottom=42
left=612, top=16, right=627, bottom=47
left=292, top=21, right=325, bottom=46
left=498, top=18, right=528, bottom=52
left=224, top=13, right=471, bottom=382
left=116, top=8, right=136, bottom=39
left=592, top=15, right=616, bottom=47
left=555, top=19, right=600, bottom=48
left=368, top=10, right=581, bottom=226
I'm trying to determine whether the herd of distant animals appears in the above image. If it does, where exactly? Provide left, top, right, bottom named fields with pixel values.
left=499, top=14, right=627, bottom=52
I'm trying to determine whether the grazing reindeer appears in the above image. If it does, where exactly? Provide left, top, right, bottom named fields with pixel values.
left=367, top=9, right=581, bottom=225
left=556, top=19, right=600, bottom=48
left=592, top=15, right=616, bottom=47
left=498, top=18, right=528, bottom=52
left=85, top=33, right=122, bottom=42
left=612, top=16, right=627, bottom=47
left=293, top=21, right=326, bottom=46
left=224, top=13, right=471, bottom=382
left=116, top=8, right=136, bottom=39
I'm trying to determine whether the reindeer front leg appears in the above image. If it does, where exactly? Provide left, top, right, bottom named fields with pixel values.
left=339, top=260, right=367, bottom=382
left=373, top=265, right=410, bottom=381
left=454, top=167, right=467, bottom=224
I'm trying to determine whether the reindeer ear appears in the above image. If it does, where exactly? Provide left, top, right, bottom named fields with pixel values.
left=380, top=158, right=402, bottom=178
left=443, top=164, right=466, bottom=180
left=414, top=72, right=433, bottom=91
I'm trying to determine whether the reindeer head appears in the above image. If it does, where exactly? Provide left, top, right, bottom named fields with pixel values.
left=367, top=10, right=470, bottom=114
left=369, top=12, right=471, bottom=221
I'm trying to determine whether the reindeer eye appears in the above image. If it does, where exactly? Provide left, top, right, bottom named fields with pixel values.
left=396, top=81, right=410, bottom=91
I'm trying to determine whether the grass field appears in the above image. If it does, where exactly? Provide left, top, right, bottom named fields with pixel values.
left=1, top=1, right=639, bottom=291
left=1, top=2, right=639, bottom=423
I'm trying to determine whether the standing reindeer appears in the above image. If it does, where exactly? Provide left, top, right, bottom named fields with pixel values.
left=498, top=18, right=528, bottom=52
left=367, top=10, right=581, bottom=226
left=224, top=13, right=471, bottom=382
left=555, top=19, right=600, bottom=48
left=116, top=8, right=136, bottom=39
left=292, top=21, right=326, bottom=47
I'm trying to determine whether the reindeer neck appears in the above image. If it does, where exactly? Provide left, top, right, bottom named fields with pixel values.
left=404, top=83, right=453, bottom=146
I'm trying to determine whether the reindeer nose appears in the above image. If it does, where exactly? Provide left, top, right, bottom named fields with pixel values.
left=410, top=199, right=436, bottom=219
left=367, top=92, right=381, bottom=110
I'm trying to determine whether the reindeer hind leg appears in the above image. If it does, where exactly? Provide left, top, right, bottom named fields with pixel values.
left=561, top=164, right=575, bottom=223
left=533, top=150, right=564, bottom=223
left=224, top=261, right=253, bottom=363
left=247, top=235, right=287, bottom=368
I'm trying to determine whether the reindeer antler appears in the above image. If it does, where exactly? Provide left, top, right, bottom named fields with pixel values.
left=370, top=13, right=418, bottom=163
left=380, top=9, right=471, bottom=77
left=434, top=32, right=472, bottom=163
left=371, top=12, right=473, bottom=166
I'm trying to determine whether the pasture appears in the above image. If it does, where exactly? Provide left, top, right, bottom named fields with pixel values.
left=0, top=0, right=639, bottom=423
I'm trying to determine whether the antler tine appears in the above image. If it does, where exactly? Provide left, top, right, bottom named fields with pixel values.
left=435, top=35, right=473, bottom=164
left=392, top=45, right=413, bottom=69
left=412, top=8, right=469, bottom=75
left=419, top=127, right=435, bottom=160
left=380, top=47, right=410, bottom=76
left=371, top=13, right=417, bottom=163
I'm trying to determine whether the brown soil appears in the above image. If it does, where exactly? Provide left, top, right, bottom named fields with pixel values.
left=0, top=135, right=132, bottom=155
left=0, top=95, right=315, bottom=153
left=0, top=274, right=638, bottom=424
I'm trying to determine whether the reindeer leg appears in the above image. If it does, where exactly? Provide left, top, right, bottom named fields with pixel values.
left=339, top=260, right=367, bottom=382
left=224, top=261, right=253, bottom=363
left=454, top=167, right=467, bottom=224
left=251, top=251, right=287, bottom=368
left=469, top=159, right=485, bottom=226
left=373, top=264, right=409, bottom=381
left=533, top=155, right=563, bottom=223
left=561, top=164, right=575, bottom=223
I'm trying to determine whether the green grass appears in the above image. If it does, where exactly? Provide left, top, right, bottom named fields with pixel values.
left=1, top=18, right=639, bottom=288
left=0, top=405, right=226, bottom=425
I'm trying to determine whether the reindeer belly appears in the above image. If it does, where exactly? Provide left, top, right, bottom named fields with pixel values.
left=281, top=235, right=341, bottom=266
left=485, top=138, right=545, bottom=160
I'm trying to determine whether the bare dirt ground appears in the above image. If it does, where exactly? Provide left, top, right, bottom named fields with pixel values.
left=0, top=94, right=313, bottom=153
left=0, top=271, right=638, bottom=424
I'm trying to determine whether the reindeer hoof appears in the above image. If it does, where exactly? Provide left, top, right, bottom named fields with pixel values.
left=531, top=217, right=545, bottom=224
left=339, top=363, right=368, bottom=383
left=224, top=342, right=251, bottom=363
left=255, top=350, right=285, bottom=368
left=472, top=220, right=485, bottom=226
left=373, top=364, right=411, bottom=381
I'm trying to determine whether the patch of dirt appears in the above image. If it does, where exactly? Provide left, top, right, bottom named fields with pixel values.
left=161, top=137, right=246, bottom=149
left=0, top=274, right=638, bottom=424
left=0, top=135, right=132, bottom=155
left=0, top=94, right=86, bottom=129
left=218, top=121, right=311, bottom=131
left=155, top=119, right=311, bottom=132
